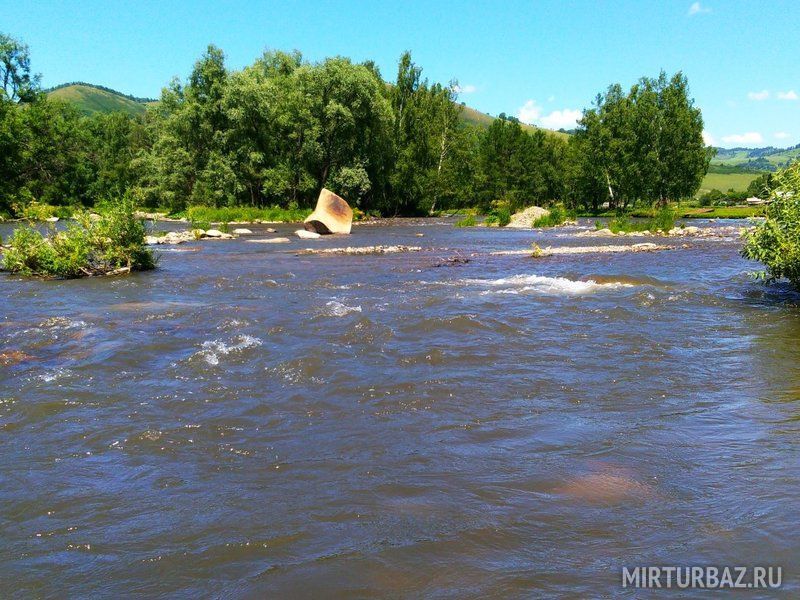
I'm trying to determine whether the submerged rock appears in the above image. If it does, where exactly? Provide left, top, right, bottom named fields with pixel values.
left=295, top=229, right=321, bottom=240
left=297, top=245, right=422, bottom=255
left=492, top=242, right=671, bottom=257
left=304, top=188, right=353, bottom=234
left=204, top=229, right=234, bottom=239
left=506, top=206, right=550, bottom=228
left=248, top=237, right=291, bottom=244
left=0, top=350, right=35, bottom=366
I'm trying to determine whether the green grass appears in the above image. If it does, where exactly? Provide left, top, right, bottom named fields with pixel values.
left=698, top=171, right=760, bottom=196
left=680, top=206, right=765, bottom=219
left=532, top=205, right=576, bottom=228
left=601, top=206, right=677, bottom=234
left=454, top=215, right=477, bottom=227
left=47, top=84, right=147, bottom=116
left=185, top=205, right=311, bottom=224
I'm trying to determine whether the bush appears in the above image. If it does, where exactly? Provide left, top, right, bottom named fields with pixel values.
left=605, top=206, right=676, bottom=234
left=1, top=204, right=155, bottom=278
left=185, top=205, right=311, bottom=224
left=454, top=215, right=477, bottom=227
left=742, top=163, right=800, bottom=287
left=18, top=202, right=74, bottom=221
left=532, top=205, right=576, bottom=228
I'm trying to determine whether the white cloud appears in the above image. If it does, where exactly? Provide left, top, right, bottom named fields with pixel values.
left=517, top=100, right=542, bottom=124
left=777, top=90, right=798, bottom=100
left=539, top=108, right=582, bottom=130
left=721, top=132, right=763, bottom=145
left=747, top=90, right=769, bottom=101
left=517, top=100, right=581, bottom=130
left=688, top=2, right=711, bottom=16
left=702, top=130, right=715, bottom=146
left=774, top=131, right=790, bottom=140
left=454, top=84, right=477, bottom=94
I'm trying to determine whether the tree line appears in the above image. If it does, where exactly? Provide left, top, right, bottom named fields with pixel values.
left=0, top=33, right=710, bottom=219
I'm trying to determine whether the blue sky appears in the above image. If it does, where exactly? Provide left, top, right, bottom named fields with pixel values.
left=2, top=0, right=798, bottom=147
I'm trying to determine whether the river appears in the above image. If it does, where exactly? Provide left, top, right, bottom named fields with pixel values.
left=1, top=218, right=798, bottom=597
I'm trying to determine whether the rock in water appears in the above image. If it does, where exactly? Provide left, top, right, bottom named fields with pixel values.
left=248, top=237, right=291, bottom=244
left=295, top=229, right=321, bottom=240
left=304, top=188, right=353, bottom=234
left=506, top=206, right=550, bottom=228
left=233, top=228, right=253, bottom=235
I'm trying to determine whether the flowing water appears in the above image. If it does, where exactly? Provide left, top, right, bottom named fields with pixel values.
left=1, top=219, right=798, bottom=597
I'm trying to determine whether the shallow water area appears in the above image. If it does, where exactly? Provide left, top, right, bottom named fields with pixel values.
left=1, top=218, right=798, bottom=597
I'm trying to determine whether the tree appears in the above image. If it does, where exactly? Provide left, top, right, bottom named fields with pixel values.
left=742, top=162, right=800, bottom=287
left=0, top=33, right=39, bottom=102
left=574, top=71, right=709, bottom=210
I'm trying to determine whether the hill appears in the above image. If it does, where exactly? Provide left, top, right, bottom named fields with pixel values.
left=711, top=144, right=800, bottom=171
left=46, top=83, right=153, bottom=116
left=458, top=103, right=569, bottom=140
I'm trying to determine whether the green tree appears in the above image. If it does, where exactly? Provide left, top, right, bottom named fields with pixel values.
left=0, top=33, right=39, bottom=102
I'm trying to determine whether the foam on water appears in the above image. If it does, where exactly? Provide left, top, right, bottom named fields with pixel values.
left=197, top=335, right=263, bottom=366
left=324, top=300, right=363, bottom=317
left=464, top=274, right=636, bottom=296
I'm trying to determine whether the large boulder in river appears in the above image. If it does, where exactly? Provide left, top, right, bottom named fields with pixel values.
left=506, top=206, right=550, bottom=228
left=304, top=188, right=353, bottom=234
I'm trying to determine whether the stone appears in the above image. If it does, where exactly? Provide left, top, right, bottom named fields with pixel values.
left=304, top=188, right=353, bottom=234
left=233, top=228, right=254, bottom=235
left=295, top=229, right=321, bottom=239
left=506, top=206, right=550, bottom=228
left=204, top=229, right=225, bottom=238
left=46, top=216, right=59, bottom=223
left=266, top=228, right=277, bottom=233
left=248, top=237, right=291, bottom=244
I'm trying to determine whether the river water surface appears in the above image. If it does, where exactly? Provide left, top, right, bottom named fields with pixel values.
left=1, top=219, right=798, bottom=597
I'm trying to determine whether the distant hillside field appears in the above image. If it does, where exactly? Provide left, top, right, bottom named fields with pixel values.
left=711, top=145, right=800, bottom=171
left=698, top=171, right=760, bottom=195
left=47, top=84, right=149, bottom=116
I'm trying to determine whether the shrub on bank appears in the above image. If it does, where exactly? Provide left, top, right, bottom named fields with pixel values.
left=454, top=215, right=477, bottom=227
left=1, top=205, right=154, bottom=278
left=185, top=205, right=311, bottom=224
left=742, top=163, right=800, bottom=287
left=532, top=205, right=576, bottom=228
left=604, top=206, right=676, bottom=234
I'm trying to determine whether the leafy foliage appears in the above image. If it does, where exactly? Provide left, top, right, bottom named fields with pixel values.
left=2, top=203, right=154, bottom=278
left=742, top=163, right=800, bottom=287
left=0, top=33, right=712, bottom=221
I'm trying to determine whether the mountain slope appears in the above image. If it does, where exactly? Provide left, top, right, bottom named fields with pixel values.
left=459, top=103, right=569, bottom=139
left=47, top=84, right=151, bottom=116
left=711, top=145, right=800, bottom=171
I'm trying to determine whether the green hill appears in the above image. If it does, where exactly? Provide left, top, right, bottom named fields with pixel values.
left=458, top=103, right=569, bottom=140
left=47, top=81, right=569, bottom=140
left=46, top=83, right=152, bottom=116
left=711, top=145, right=800, bottom=171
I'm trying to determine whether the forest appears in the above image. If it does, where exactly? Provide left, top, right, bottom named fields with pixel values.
left=0, top=33, right=710, bottom=219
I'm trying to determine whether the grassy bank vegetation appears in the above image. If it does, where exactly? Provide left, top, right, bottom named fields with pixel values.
left=532, top=205, right=576, bottom=228
left=598, top=206, right=677, bottom=233
left=185, top=205, right=311, bottom=224
left=1, top=205, right=154, bottom=278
